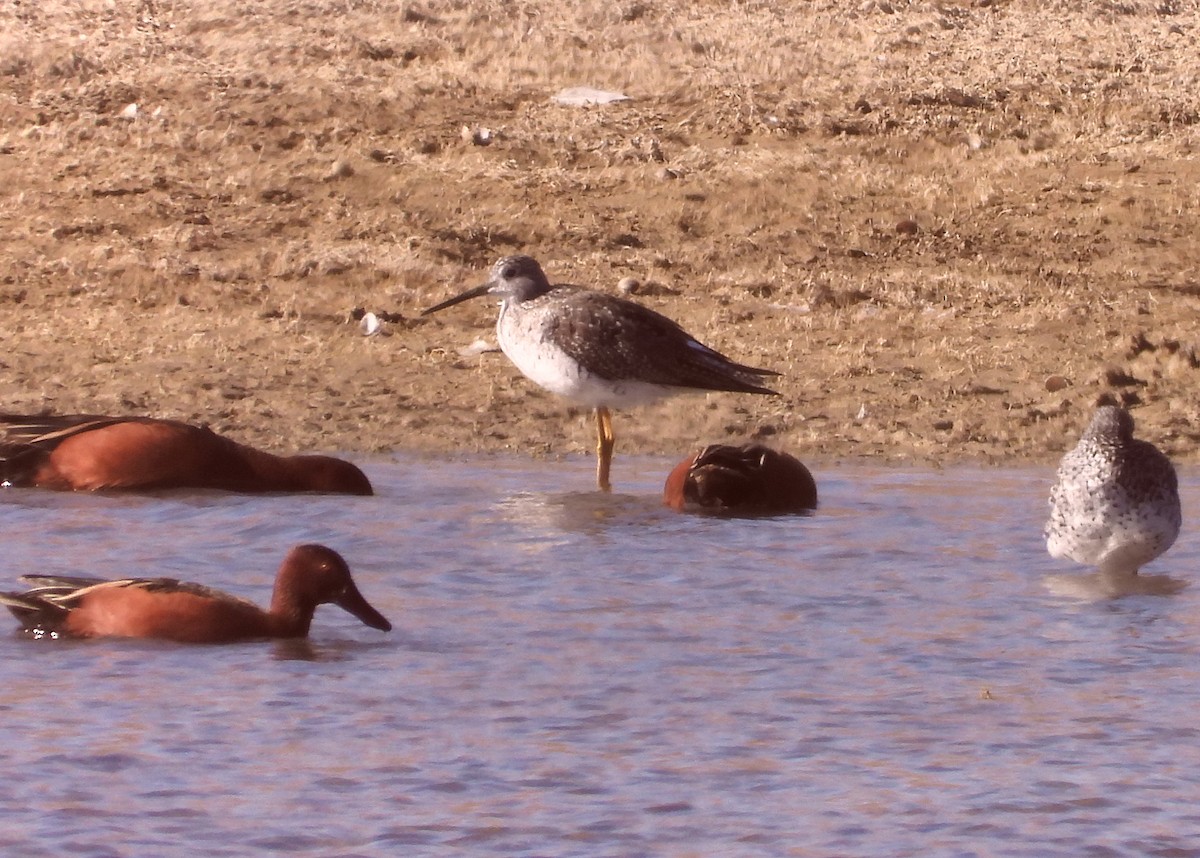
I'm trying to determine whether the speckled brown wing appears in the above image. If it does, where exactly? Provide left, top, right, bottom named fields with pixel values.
left=538, top=288, right=778, bottom=393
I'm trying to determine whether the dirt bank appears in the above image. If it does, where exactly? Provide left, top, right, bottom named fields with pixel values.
left=2, top=0, right=1198, bottom=475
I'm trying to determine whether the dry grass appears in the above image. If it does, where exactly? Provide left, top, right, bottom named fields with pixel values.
left=1, top=0, right=1199, bottom=464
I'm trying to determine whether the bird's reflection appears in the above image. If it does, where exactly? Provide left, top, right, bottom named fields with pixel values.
left=497, top=489, right=670, bottom=538
left=1044, top=570, right=1188, bottom=601
left=270, top=636, right=395, bottom=662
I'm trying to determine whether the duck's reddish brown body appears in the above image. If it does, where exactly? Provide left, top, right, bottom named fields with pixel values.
left=664, top=444, right=818, bottom=514
left=0, top=413, right=372, bottom=495
left=0, top=544, right=392, bottom=643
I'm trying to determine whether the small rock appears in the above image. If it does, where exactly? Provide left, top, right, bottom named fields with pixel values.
left=360, top=312, right=382, bottom=336
left=657, top=167, right=680, bottom=181
left=415, top=137, right=441, bottom=155
left=328, top=159, right=354, bottom=180
left=458, top=338, right=498, bottom=357
left=461, top=126, right=494, bottom=146
left=617, top=277, right=640, bottom=295
left=1044, top=374, right=1070, bottom=392
left=119, top=102, right=139, bottom=121
left=895, top=219, right=919, bottom=236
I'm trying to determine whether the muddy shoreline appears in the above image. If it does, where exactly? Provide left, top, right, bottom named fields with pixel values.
left=2, top=2, right=1198, bottom=469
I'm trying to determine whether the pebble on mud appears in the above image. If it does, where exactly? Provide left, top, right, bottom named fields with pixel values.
left=330, top=159, right=355, bottom=179
left=617, top=277, right=640, bottom=295
left=461, top=126, right=495, bottom=146
left=359, top=312, right=382, bottom=336
left=1044, top=374, right=1070, bottom=392
left=458, top=338, right=499, bottom=357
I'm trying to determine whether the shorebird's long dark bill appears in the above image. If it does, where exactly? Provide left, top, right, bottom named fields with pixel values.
left=335, top=581, right=393, bottom=631
left=420, top=282, right=492, bottom=316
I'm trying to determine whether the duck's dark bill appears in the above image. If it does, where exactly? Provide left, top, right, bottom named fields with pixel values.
left=335, top=582, right=392, bottom=631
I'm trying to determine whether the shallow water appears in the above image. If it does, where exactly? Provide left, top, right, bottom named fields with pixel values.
left=1, top=455, right=1198, bottom=857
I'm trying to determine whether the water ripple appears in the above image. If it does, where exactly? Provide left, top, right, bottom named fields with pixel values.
left=1, top=458, right=1199, bottom=854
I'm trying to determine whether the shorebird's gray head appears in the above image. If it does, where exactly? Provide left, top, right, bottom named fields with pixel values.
left=482, top=255, right=553, bottom=302
left=421, top=255, right=554, bottom=316
left=1084, top=404, right=1134, bottom=445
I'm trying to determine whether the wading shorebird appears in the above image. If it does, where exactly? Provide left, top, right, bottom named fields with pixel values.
left=1045, top=404, right=1182, bottom=589
left=422, top=255, right=779, bottom=490
left=0, top=544, right=392, bottom=643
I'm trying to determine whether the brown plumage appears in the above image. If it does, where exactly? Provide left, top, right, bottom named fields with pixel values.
left=0, top=544, right=392, bottom=642
left=664, top=444, right=817, bottom=514
left=0, top=412, right=373, bottom=495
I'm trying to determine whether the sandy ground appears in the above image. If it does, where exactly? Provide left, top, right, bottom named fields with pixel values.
left=1, top=0, right=1199, bottom=477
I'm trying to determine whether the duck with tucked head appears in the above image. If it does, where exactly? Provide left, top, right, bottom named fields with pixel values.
left=0, top=544, right=392, bottom=642
left=0, top=412, right=373, bottom=495
left=664, top=443, right=818, bottom=514
left=422, top=255, right=779, bottom=491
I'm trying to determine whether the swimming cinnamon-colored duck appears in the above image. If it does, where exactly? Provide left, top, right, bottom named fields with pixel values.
left=0, top=412, right=373, bottom=495
left=0, top=544, right=392, bottom=642
left=664, top=443, right=818, bottom=514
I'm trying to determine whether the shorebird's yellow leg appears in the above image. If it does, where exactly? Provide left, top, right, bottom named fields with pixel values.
left=595, top=406, right=615, bottom=492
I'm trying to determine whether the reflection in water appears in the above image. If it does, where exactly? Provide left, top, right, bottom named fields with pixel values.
left=1044, top=570, right=1189, bottom=600
left=269, top=638, right=328, bottom=662
left=497, top=489, right=670, bottom=538
left=0, top=458, right=1198, bottom=857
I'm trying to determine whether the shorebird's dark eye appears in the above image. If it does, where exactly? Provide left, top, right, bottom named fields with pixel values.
left=502, top=265, right=517, bottom=278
